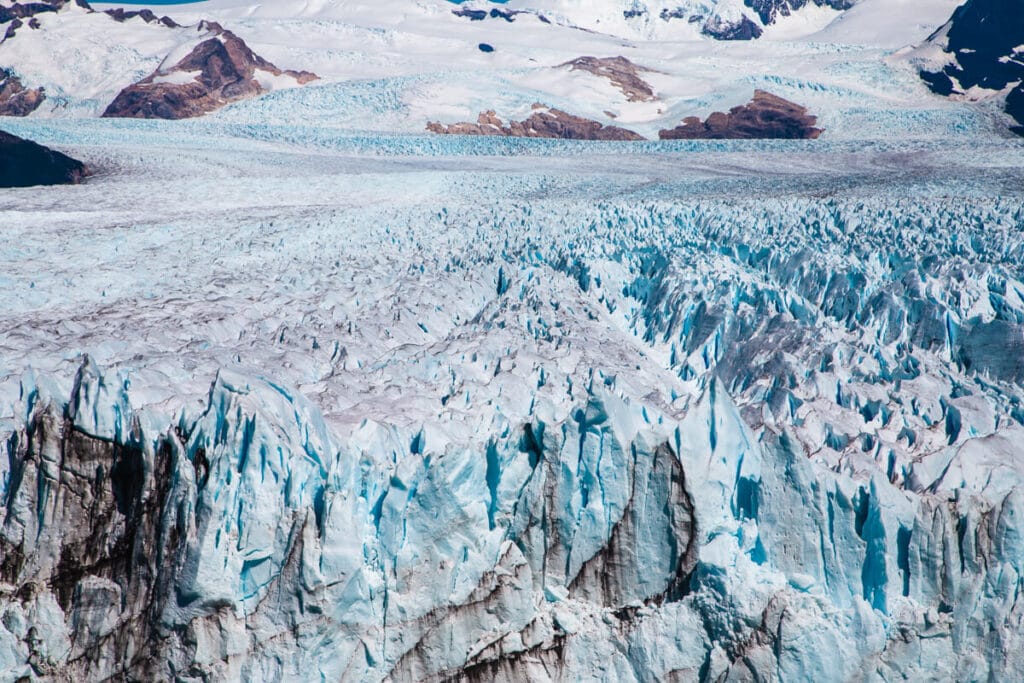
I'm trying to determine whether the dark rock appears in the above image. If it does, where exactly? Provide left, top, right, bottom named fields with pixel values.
left=919, top=0, right=1024, bottom=136
left=490, top=8, right=516, bottom=22
left=744, top=0, right=853, bottom=26
left=0, top=129, right=88, bottom=187
left=427, top=104, right=645, bottom=141
left=103, top=22, right=318, bottom=119
left=478, top=42, right=494, bottom=53
left=451, top=7, right=520, bottom=23
left=0, top=68, right=44, bottom=116
left=104, top=7, right=180, bottom=28
left=560, top=56, right=656, bottom=102
left=921, top=0, right=1024, bottom=92
left=1007, top=83, right=1024, bottom=136
left=702, top=13, right=763, bottom=40
left=3, top=18, right=21, bottom=41
left=0, top=0, right=59, bottom=41
left=0, top=1, right=58, bottom=25
left=659, top=90, right=823, bottom=139
left=452, top=8, right=486, bottom=20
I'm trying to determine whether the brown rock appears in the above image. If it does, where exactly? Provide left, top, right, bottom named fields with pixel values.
left=102, top=22, right=318, bottom=119
left=560, top=56, right=657, bottom=102
left=427, top=105, right=645, bottom=141
left=659, top=90, right=823, bottom=140
left=0, top=68, right=44, bottom=116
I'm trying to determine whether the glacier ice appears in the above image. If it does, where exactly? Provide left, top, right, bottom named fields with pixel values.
left=1, top=120, right=1024, bottom=680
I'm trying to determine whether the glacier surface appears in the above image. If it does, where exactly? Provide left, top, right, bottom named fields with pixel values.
left=2, top=119, right=1024, bottom=681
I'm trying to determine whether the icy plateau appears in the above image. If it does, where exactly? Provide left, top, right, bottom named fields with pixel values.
left=1, top=0, right=1024, bottom=681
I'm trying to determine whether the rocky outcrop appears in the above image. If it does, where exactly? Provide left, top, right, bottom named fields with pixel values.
left=744, top=0, right=854, bottom=25
left=659, top=90, right=823, bottom=139
left=0, top=0, right=69, bottom=41
left=102, top=22, right=318, bottom=120
left=0, top=68, right=44, bottom=115
left=1008, top=84, right=1024, bottom=136
left=452, top=7, right=522, bottom=22
left=919, top=0, right=1024, bottom=136
left=0, top=129, right=87, bottom=187
left=427, top=104, right=645, bottom=140
left=560, top=56, right=656, bottom=102
left=701, top=14, right=762, bottom=40
left=103, top=7, right=179, bottom=28
left=0, top=1, right=58, bottom=25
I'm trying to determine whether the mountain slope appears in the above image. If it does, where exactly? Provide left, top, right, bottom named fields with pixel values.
left=919, top=0, right=1024, bottom=135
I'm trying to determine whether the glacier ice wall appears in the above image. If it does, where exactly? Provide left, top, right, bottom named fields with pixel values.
left=2, top=127, right=1024, bottom=681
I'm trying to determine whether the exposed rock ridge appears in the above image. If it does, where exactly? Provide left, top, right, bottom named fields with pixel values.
left=103, top=7, right=179, bottom=28
left=560, top=56, right=656, bottom=102
left=0, top=0, right=89, bottom=41
left=427, top=104, right=645, bottom=141
left=102, top=21, right=318, bottom=120
left=0, top=67, right=44, bottom=115
left=659, top=90, right=823, bottom=139
left=701, top=13, right=763, bottom=41
left=0, top=129, right=87, bottom=187
left=918, top=0, right=1024, bottom=136
left=744, top=0, right=854, bottom=25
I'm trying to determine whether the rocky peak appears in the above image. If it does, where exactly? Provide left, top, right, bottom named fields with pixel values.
left=744, top=0, right=854, bottom=26
left=918, top=0, right=1024, bottom=136
left=103, top=7, right=179, bottom=28
left=0, top=67, right=44, bottom=115
left=102, top=22, right=318, bottom=119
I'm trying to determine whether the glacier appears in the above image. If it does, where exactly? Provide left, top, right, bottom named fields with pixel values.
left=2, top=119, right=1024, bottom=681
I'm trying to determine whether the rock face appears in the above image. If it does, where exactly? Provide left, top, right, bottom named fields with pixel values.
left=0, top=68, right=44, bottom=115
left=0, top=0, right=82, bottom=41
left=427, top=104, right=645, bottom=140
left=919, top=0, right=1024, bottom=135
left=744, top=0, right=853, bottom=25
left=1008, top=84, right=1024, bottom=136
left=0, top=1, right=59, bottom=26
left=571, top=1, right=859, bottom=41
left=102, top=22, right=318, bottom=120
left=561, top=56, right=656, bottom=102
left=103, top=7, right=179, bottom=28
left=0, top=129, right=87, bottom=187
left=659, top=90, right=823, bottom=139
left=701, top=13, right=763, bottom=40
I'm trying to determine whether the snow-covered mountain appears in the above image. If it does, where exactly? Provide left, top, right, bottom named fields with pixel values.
left=0, top=0, right=994, bottom=138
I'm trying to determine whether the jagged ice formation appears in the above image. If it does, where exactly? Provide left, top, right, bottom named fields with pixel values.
left=1, top=123, right=1024, bottom=681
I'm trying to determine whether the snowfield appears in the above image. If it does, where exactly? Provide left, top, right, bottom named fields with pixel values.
left=1, top=114, right=1024, bottom=680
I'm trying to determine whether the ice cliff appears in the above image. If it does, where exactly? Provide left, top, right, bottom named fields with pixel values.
left=3, top=161, right=1024, bottom=680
